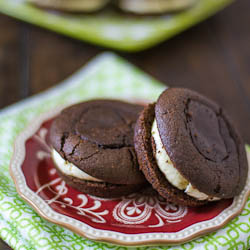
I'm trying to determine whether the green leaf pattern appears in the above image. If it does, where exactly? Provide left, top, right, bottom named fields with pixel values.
left=0, top=53, right=249, bottom=249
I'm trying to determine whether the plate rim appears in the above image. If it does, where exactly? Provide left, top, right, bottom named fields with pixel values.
left=9, top=107, right=250, bottom=246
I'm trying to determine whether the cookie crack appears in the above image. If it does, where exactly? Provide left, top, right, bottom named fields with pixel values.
left=93, top=141, right=130, bottom=150
left=79, top=151, right=99, bottom=162
left=60, top=132, right=69, bottom=159
left=69, top=139, right=81, bottom=156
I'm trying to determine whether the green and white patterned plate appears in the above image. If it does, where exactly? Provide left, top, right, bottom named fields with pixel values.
left=0, top=0, right=233, bottom=51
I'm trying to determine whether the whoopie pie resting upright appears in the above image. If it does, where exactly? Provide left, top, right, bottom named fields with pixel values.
left=134, top=88, right=248, bottom=206
left=49, top=100, right=147, bottom=198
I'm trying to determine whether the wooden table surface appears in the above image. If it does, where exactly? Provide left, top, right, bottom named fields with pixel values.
left=0, top=0, right=250, bottom=249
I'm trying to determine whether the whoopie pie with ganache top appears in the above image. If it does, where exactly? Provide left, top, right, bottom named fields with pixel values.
left=134, top=88, right=248, bottom=206
left=49, top=99, right=147, bottom=198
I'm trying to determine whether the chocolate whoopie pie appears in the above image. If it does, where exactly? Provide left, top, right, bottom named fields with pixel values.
left=134, top=88, right=248, bottom=206
left=28, top=0, right=109, bottom=12
left=50, top=99, right=147, bottom=198
left=117, top=0, right=196, bottom=14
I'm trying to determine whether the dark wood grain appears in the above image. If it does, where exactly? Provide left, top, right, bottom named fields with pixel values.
left=0, top=0, right=250, bottom=249
left=28, top=27, right=102, bottom=94
left=210, top=0, right=250, bottom=99
left=0, top=239, right=11, bottom=250
left=0, top=15, right=22, bottom=108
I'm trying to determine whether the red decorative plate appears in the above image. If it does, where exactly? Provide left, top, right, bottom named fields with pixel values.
left=10, top=108, right=250, bottom=246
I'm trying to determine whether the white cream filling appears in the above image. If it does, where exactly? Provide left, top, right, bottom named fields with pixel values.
left=151, top=119, right=220, bottom=201
left=119, top=0, right=196, bottom=14
left=52, top=149, right=103, bottom=182
left=29, top=0, right=109, bottom=11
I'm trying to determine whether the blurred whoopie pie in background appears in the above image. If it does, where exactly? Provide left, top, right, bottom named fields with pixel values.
left=117, top=0, right=197, bottom=14
left=27, top=0, right=110, bottom=12
left=28, top=0, right=196, bottom=13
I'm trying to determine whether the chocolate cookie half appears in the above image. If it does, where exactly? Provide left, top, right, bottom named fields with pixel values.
left=28, top=0, right=109, bottom=12
left=50, top=99, right=147, bottom=198
left=134, top=88, right=248, bottom=206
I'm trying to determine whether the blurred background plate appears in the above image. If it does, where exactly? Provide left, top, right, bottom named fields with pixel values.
left=0, top=0, right=232, bottom=52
